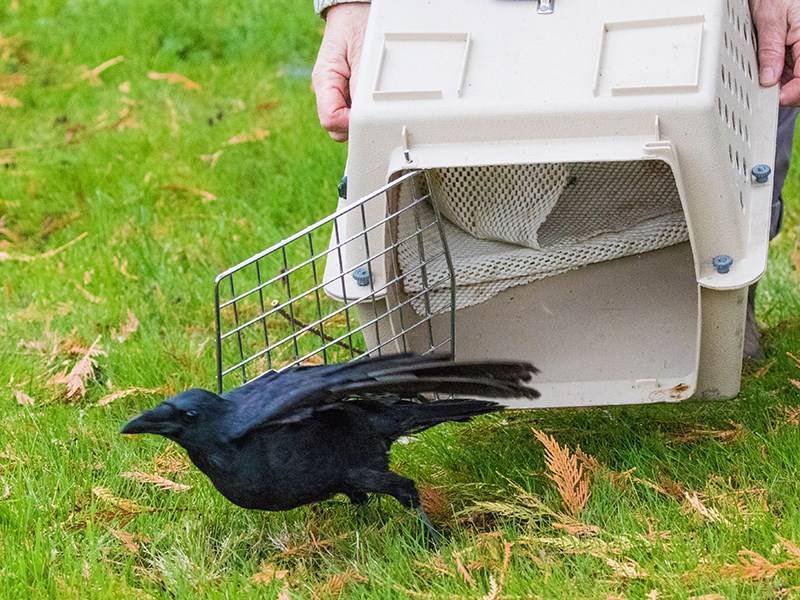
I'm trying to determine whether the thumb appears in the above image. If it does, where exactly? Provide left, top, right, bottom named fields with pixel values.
left=753, top=0, right=788, bottom=86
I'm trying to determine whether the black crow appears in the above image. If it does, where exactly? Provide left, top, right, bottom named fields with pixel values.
left=121, top=353, right=538, bottom=537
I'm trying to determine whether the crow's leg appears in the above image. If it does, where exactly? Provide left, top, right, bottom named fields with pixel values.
left=414, top=507, right=443, bottom=547
left=346, top=491, right=369, bottom=505
left=346, top=492, right=371, bottom=522
left=346, top=469, right=442, bottom=545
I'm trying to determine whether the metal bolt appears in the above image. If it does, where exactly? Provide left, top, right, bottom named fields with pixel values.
left=712, top=254, right=733, bottom=274
left=537, top=0, right=554, bottom=13
left=751, top=164, right=771, bottom=184
left=352, top=267, right=371, bottom=286
left=338, top=176, right=348, bottom=200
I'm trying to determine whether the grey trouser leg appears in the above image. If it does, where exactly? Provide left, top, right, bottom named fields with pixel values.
left=745, top=105, right=798, bottom=360
left=771, top=105, right=799, bottom=239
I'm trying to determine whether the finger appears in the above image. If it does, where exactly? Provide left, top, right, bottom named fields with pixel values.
left=779, top=78, right=800, bottom=104
left=753, top=1, right=788, bottom=86
left=779, top=42, right=800, bottom=105
left=312, top=68, right=351, bottom=140
left=315, top=88, right=351, bottom=139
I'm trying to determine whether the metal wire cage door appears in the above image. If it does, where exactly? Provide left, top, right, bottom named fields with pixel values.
left=214, top=170, right=456, bottom=393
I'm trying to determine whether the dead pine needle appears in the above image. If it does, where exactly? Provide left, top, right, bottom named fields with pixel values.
left=148, top=71, right=201, bottom=91
left=160, top=184, right=217, bottom=203
left=75, top=283, right=104, bottom=304
left=0, top=231, right=88, bottom=263
left=532, top=429, right=592, bottom=519
left=200, top=149, right=223, bottom=168
left=77, top=56, right=125, bottom=86
left=112, top=255, right=139, bottom=280
left=223, top=128, right=270, bottom=146
left=0, top=89, right=20, bottom=107
left=0, top=148, right=17, bottom=166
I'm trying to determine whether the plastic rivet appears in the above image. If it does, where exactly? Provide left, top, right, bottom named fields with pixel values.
left=352, top=267, right=371, bottom=286
left=751, top=164, right=771, bottom=184
left=338, top=176, right=348, bottom=200
left=712, top=254, right=733, bottom=274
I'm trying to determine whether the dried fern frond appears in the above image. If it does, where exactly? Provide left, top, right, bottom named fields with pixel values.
left=462, top=500, right=547, bottom=524
left=14, top=390, right=35, bottom=406
left=496, top=472, right=560, bottom=516
left=667, top=421, right=744, bottom=444
left=454, top=553, right=475, bottom=587
left=92, top=486, right=157, bottom=515
left=108, top=527, right=150, bottom=554
left=96, top=386, right=159, bottom=407
left=533, top=429, right=592, bottom=519
left=784, top=405, right=800, bottom=426
left=682, top=492, right=730, bottom=525
left=777, top=535, right=800, bottom=560
left=520, top=532, right=632, bottom=559
left=720, top=548, right=798, bottom=580
left=47, top=335, right=106, bottom=400
left=606, top=557, right=648, bottom=580
left=251, top=564, right=289, bottom=586
left=153, top=445, right=192, bottom=476
left=121, top=470, right=192, bottom=492
left=317, top=570, right=368, bottom=597
left=112, top=309, right=140, bottom=343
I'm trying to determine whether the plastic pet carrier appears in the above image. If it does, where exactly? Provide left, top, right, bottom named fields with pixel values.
left=215, top=0, right=779, bottom=408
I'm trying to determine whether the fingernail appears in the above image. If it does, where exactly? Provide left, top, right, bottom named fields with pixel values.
left=760, top=66, right=775, bottom=84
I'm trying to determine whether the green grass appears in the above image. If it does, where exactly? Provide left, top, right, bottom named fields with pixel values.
left=2, top=2, right=800, bottom=598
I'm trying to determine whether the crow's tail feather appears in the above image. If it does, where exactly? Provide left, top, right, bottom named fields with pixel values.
left=401, top=398, right=503, bottom=434
left=328, top=354, right=539, bottom=401
left=353, top=396, right=503, bottom=441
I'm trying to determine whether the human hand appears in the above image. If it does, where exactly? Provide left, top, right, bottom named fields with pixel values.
left=311, top=3, right=370, bottom=142
left=751, top=0, right=800, bottom=105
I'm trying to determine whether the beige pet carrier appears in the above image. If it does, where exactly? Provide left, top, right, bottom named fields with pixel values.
left=215, top=0, right=778, bottom=408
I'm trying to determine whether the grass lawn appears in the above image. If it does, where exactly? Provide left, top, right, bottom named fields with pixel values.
left=2, top=1, right=800, bottom=598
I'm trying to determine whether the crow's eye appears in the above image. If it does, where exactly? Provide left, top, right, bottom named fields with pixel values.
left=183, top=409, right=199, bottom=423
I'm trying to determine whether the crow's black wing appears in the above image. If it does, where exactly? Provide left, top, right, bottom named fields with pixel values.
left=222, top=354, right=418, bottom=439
left=223, top=353, right=538, bottom=441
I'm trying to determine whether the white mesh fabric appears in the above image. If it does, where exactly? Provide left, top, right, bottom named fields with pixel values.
left=428, top=163, right=569, bottom=249
left=394, top=161, right=690, bottom=313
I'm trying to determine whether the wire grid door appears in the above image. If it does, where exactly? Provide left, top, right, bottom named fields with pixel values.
left=214, top=170, right=456, bottom=393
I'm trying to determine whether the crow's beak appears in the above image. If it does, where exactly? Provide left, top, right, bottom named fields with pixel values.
left=121, top=403, right=179, bottom=436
